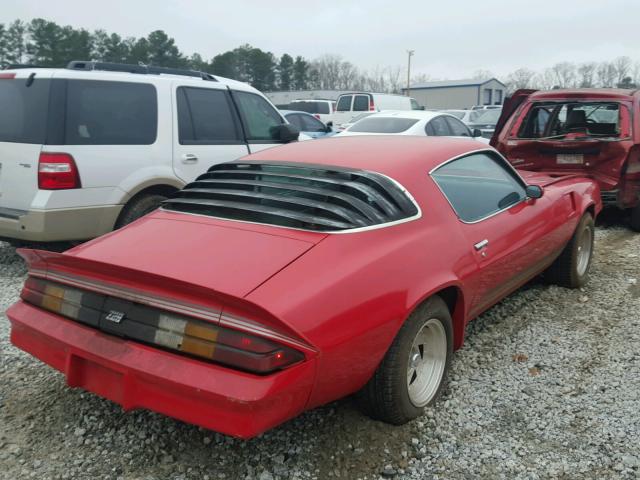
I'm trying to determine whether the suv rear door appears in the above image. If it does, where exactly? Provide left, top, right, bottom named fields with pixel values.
left=0, top=71, right=53, bottom=214
left=173, top=83, right=249, bottom=182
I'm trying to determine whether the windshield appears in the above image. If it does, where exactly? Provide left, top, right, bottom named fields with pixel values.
left=471, top=109, right=501, bottom=126
left=518, top=101, right=622, bottom=139
left=443, top=110, right=464, bottom=119
left=348, top=117, right=419, bottom=133
left=289, top=101, right=330, bottom=114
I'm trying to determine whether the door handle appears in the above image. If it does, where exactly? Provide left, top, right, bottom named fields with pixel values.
left=181, top=154, right=198, bottom=164
left=474, top=239, right=489, bottom=251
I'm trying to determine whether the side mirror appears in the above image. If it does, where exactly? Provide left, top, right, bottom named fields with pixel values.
left=274, top=124, right=300, bottom=143
left=326, top=121, right=333, bottom=132
left=525, top=185, right=543, bottom=199
left=472, top=128, right=482, bottom=138
left=326, top=121, right=333, bottom=127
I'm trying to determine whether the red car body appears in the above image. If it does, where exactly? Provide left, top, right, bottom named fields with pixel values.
left=491, top=88, right=640, bottom=226
left=7, top=137, right=601, bottom=438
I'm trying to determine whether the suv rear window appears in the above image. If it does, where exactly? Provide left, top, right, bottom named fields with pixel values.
left=349, top=117, right=419, bottom=133
left=0, top=78, right=51, bottom=144
left=162, top=162, right=419, bottom=232
left=336, top=95, right=352, bottom=112
left=518, top=101, right=622, bottom=139
left=290, top=101, right=330, bottom=115
left=65, top=80, right=157, bottom=145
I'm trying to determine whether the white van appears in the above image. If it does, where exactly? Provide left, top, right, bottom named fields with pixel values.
left=330, top=93, right=421, bottom=125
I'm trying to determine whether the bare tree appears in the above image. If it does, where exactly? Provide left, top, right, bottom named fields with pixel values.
left=385, top=66, right=403, bottom=93
left=506, top=68, right=536, bottom=92
left=613, top=56, right=632, bottom=86
left=472, top=69, right=494, bottom=80
left=533, top=68, right=557, bottom=90
left=597, top=62, right=617, bottom=87
left=551, top=62, right=577, bottom=88
left=577, top=62, right=597, bottom=88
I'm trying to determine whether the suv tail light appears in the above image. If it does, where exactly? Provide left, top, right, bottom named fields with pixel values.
left=38, top=153, right=81, bottom=190
left=369, top=98, right=375, bottom=111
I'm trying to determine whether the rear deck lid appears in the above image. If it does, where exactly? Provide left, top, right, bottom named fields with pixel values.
left=68, top=212, right=326, bottom=298
left=0, top=71, right=52, bottom=212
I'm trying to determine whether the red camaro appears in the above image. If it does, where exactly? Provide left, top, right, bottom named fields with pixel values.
left=7, top=137, right=601, bottom=439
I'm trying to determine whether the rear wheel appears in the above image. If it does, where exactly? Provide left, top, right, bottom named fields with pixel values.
left=545, top=212, right=594, bottom=288
left=115, top=194, right=168, bottom=228
left=630, top=204, right=640, bottom=232
left=357, top=296, right=453, bottom=425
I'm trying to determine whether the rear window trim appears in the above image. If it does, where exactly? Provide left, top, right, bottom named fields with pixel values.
left=161, top=161, right=422, bottom=234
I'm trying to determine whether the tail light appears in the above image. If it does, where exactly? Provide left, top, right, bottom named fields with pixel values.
left=314, top=114, right=321, bottom=120
left=369, top=98, right=375, bottom=111
left=20, top=276, right=305, bottom=374
left=0, top=73, right=16, bottom=79
left=38, top=153, right=81, bottom=190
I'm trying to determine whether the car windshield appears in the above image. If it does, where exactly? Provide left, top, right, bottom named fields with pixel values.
left=472, top=109, right=501, bottom=125
left=348, top=117, right=419, bottom=133
left=443, top=110, right=464, bottom=119
left=517, top=101, right=622, bottom=139
left=289, top=101, right=330, bottom=115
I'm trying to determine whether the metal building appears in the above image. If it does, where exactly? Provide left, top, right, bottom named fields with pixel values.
left=402, top=78, right=506, bottom=109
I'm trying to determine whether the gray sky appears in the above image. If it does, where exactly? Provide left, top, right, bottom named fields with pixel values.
left=2, top=0, right=640, bottom=79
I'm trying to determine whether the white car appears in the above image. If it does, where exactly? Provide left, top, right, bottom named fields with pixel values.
left=0, top=61, right=301, bottom=243
left=440, top=109, right=488, bottom=125
left=338, top=111, right=489, bottom=144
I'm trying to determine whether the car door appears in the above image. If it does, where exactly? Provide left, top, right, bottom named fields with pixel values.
left=490, top=89, right=537, bottom=147
left=172, top=84, right=249, bottom=183
left=333, top=94, right=354, bottom=125
left=430, top=150, right=566, bottom=317
left=300, top=114, right=330, bottom=138
left=230, top=90, right=290, bottom=153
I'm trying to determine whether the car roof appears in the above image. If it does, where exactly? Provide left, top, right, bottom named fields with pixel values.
left=3, top=67, right=259, bottom=92
left=529, top=88, right=639, bottom=101
left=240, top=136, right=490, bottom=186
left=363, top=110, right=444, bottom=121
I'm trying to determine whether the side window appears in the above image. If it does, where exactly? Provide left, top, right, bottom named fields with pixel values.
left=336, top=95, right=353, bottom=112
left=444, top=116, right=471, bottom=137
left=431, top=152, right=526, bottom=222
left=353, top=95, right=369, bottom=112
left=65, top=80, right=157, bottom=145
left=301, top=114, right=326, bottom=132
left=233, top=91, right=284, bottom=142
left=177, top=87, right=241, bottom=144
left=425, top=116, right=451, bottom=136
left=286, top=113, right=305, bottom=130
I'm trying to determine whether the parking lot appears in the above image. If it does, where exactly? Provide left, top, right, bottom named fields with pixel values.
left=1, top=211, right=638, bottom=480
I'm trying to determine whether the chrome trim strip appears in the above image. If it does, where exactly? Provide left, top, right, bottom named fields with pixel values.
left=428, top=148, right=530, bottom=225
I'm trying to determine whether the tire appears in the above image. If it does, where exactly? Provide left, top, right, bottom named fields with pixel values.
left=545, top=212, right=594, bottom=288
left=357, top=296, right=453, bottom=425
left=115, top=194, right=167, bottom=229
left=630, top=204, right=640, bottom=232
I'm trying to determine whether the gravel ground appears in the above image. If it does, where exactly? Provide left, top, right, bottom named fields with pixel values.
left=1, top=214, right=639, bottom=480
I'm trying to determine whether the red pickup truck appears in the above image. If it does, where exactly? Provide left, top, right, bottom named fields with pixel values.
left=491, top=88, right=640, bottom=230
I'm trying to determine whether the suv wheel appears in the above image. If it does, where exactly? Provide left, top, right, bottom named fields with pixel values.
left=116, top=194, right=168, bottom=228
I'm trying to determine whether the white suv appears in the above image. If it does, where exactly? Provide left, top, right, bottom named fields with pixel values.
left=0, top=61, right=300, bottom=243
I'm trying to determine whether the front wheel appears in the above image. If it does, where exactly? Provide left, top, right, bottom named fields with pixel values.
left=545, top=212, right=594, bottom=288
left=357, top=296, right=453, bottom=425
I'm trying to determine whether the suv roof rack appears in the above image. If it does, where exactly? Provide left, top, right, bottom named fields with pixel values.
left=66, top=60, right=218, bottom=81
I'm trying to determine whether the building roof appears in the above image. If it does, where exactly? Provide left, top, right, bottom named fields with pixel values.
left=404, top=78, right=506, bottom=90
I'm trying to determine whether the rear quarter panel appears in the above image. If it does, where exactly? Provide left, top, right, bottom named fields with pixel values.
left=246, top=182, right=475, bottom=409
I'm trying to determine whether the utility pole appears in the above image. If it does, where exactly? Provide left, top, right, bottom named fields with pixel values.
left=406, top=50, right=414, bottom=97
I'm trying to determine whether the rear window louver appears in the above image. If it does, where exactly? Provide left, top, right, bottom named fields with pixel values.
left=162, top=162, right=418, bottom=232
